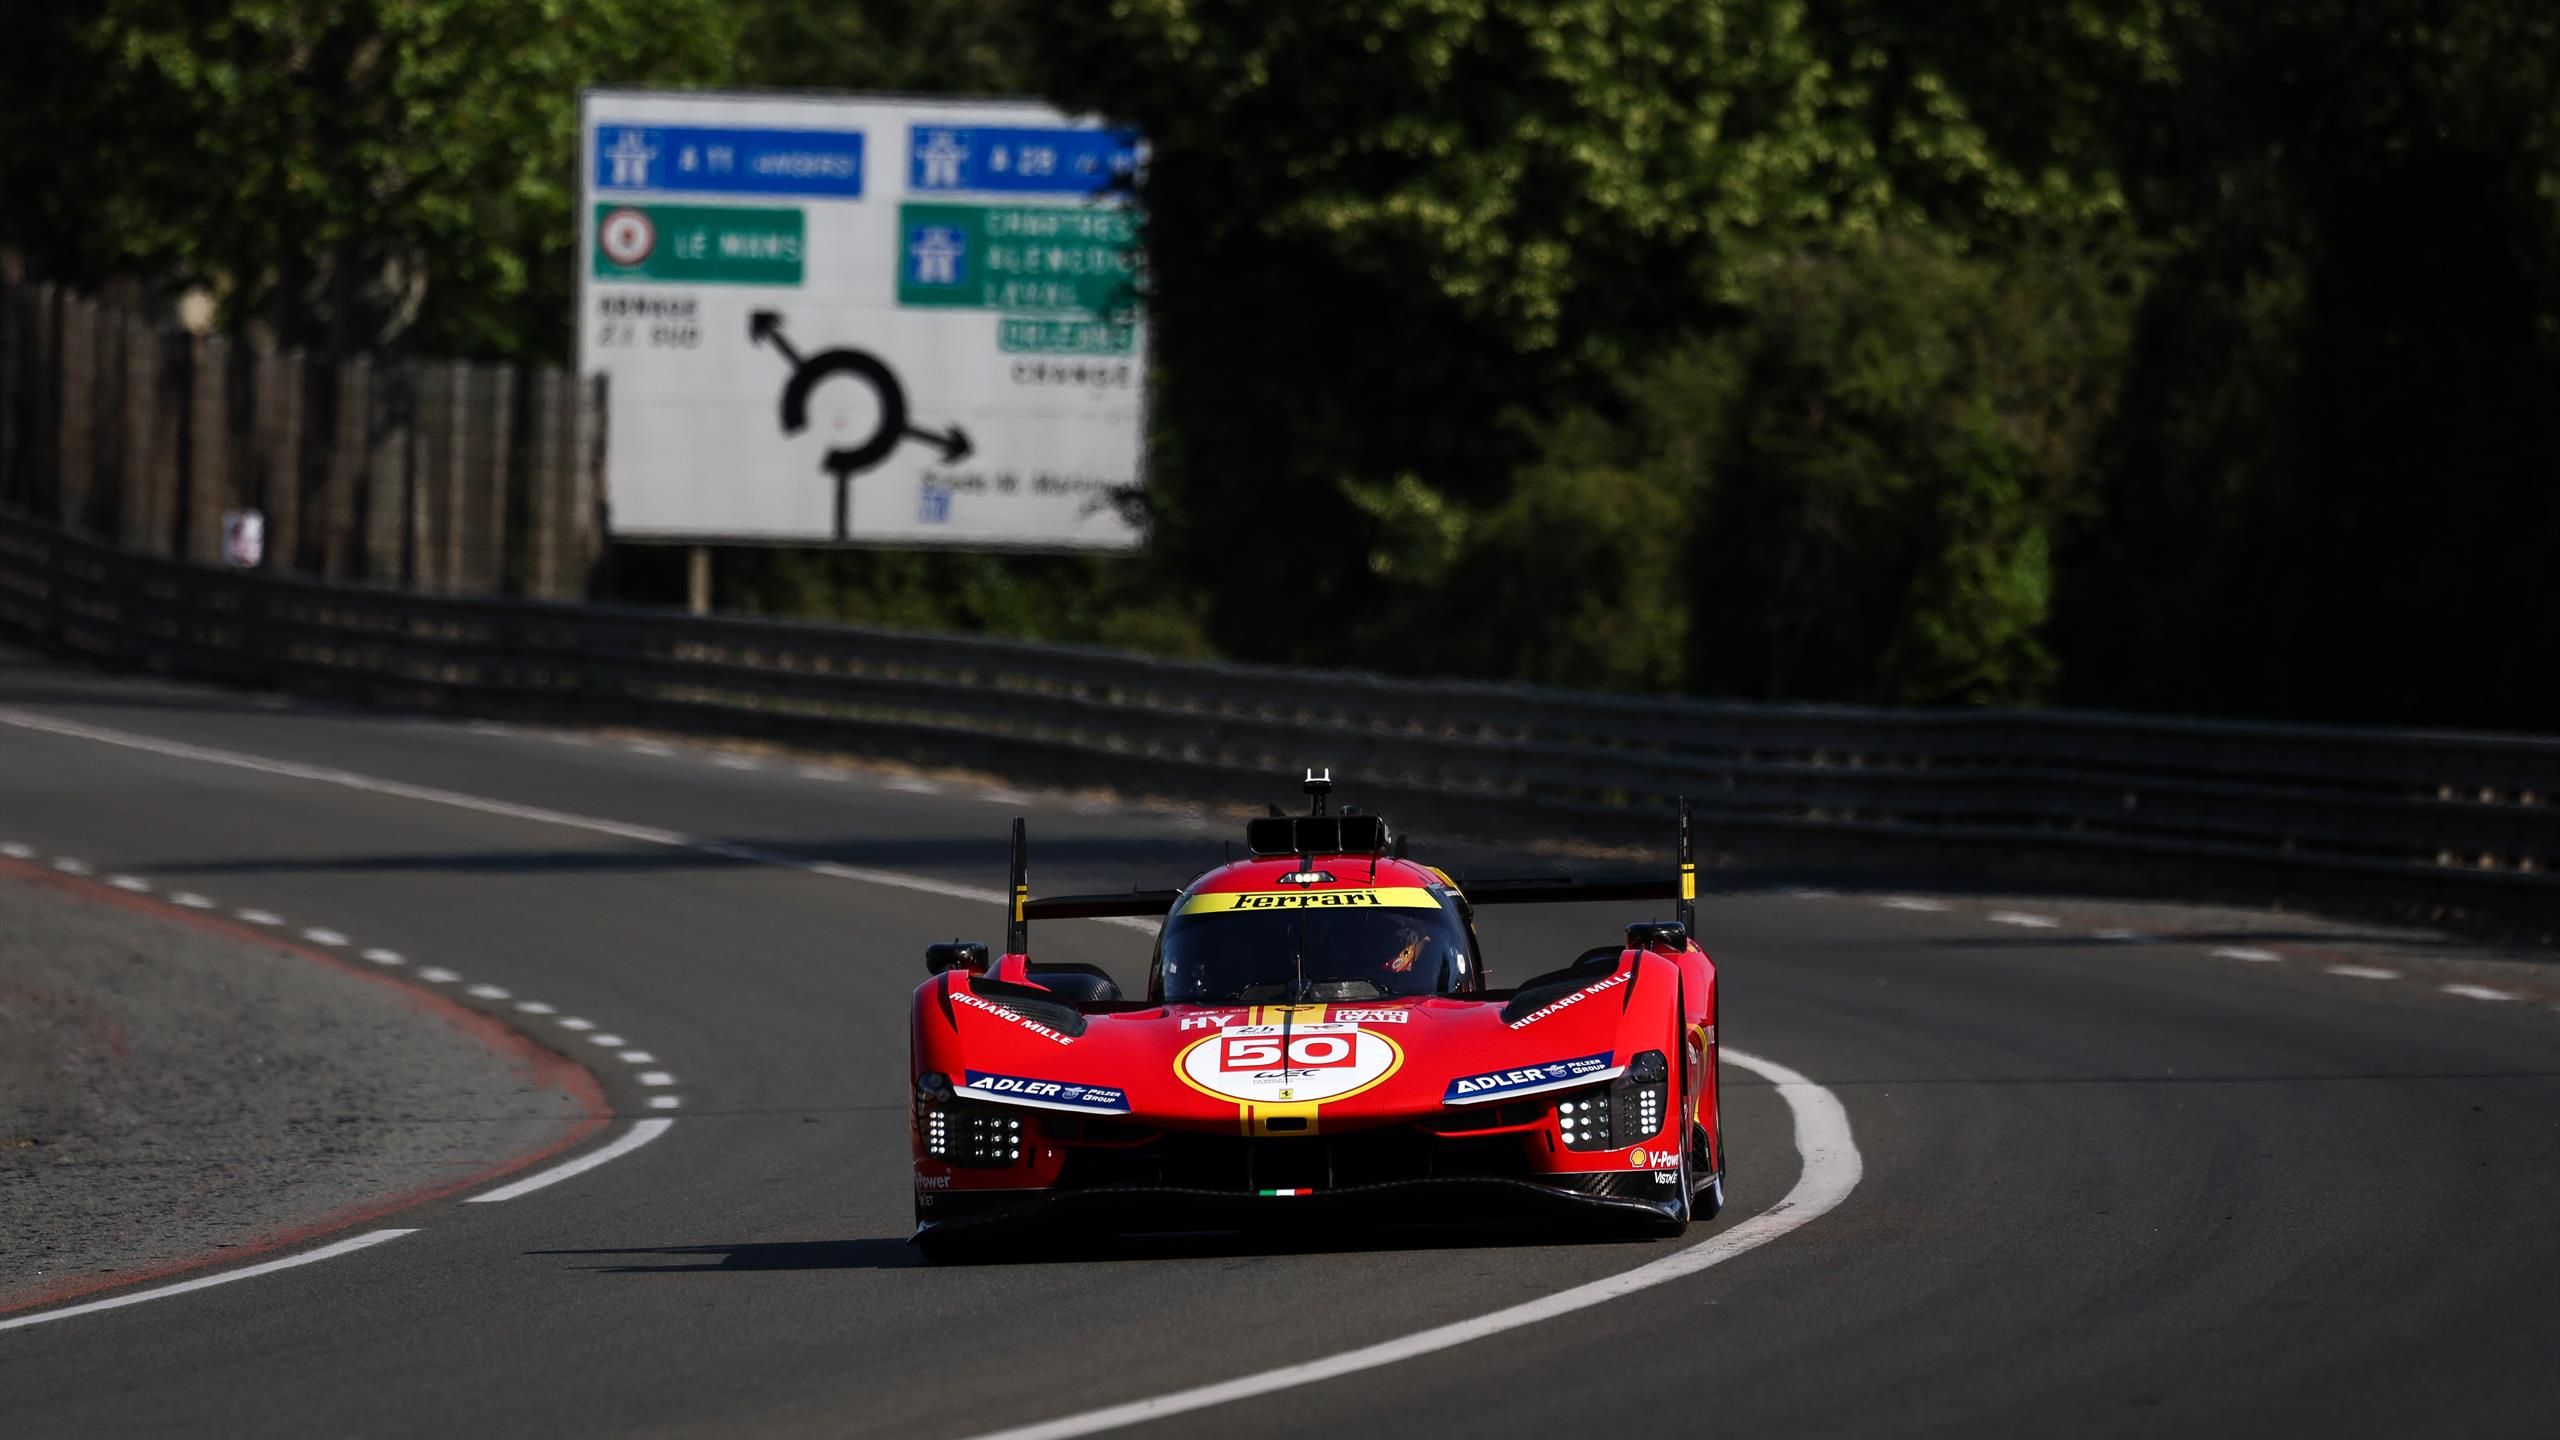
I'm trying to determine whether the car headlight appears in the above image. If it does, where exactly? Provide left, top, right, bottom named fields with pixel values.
left=1558, top=1049, right=1670, bottom=1152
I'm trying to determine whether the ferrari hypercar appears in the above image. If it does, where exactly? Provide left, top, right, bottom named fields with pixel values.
left=908, top=772, right=1723, bottom=1256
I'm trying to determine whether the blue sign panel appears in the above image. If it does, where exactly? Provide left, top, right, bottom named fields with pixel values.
left=908, top=125, right=1139, bottom=195
left=595, top=125, right=865, bottom=198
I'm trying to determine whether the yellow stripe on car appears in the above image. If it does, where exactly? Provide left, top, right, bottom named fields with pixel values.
left=1179, top=887, right=1441, bottom=915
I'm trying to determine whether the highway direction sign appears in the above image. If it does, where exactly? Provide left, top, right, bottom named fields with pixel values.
left=579, top=91, right=1145, bottom=549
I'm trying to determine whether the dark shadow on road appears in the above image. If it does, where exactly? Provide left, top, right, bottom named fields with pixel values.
left=535, top=1239, right=924, bottom=1273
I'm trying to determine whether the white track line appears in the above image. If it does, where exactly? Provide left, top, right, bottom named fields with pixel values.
left=712, top=755, right=761, bottom=771
left=516, top=1000, right=555, bottom=1014
left=235, top=909, right=283, bottom=926
left=168, top=892, right=215, bottom=909
left=1878, top=897, right=1947, bottom=912
left=2441, top=983, right=2520, bottom=1002
left=467, top=1119, right=675, bottom=1203
left=0, top=841, right=33, bottom=859
left=959, top=1048, right=1858, bottom=1440
left=53, top=857, right=91, bottom=875
left=649, top=1096, right=683, bottom=1110
left=2212, top=946, right=2281, bottom=962
left=362, top=948, right=404, bottom=966
left=2326, top=964, right=2401, bottom=981
left=1986, top=911, right=2058, bottom=928
left=636, top=1071, right=675, bottom=1087
left=618, top=1051, right=655, bottom=1064
left=0, top=1230, right=415, bottom=1333
left=0, top=708, right=998, bottom=911
left=590, top=1033, right=626, bottom=1048
left=108, top=874, right=151, bottom=892
left=414, top=966, right=460, bottom=984
left=558, top=1018, right=596, bottom=1031
left=465, top=983, right=512, bottom=1000
left=2093, top=929, right=2152, bottom=943
left=626, top=742, right=675, bottom=757
left=301, top=927, right=348, bottom=946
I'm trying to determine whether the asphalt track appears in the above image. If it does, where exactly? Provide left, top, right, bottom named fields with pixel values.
left=1, top=649, right=2556, bottom=1438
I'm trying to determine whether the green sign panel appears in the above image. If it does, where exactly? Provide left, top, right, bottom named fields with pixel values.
left=898, top=203, right=1136, bottom=317
left=593, top=203, right=804, bottom=285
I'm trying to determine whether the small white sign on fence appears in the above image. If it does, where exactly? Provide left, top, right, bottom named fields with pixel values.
left=221, top=510, right=264, bottom=568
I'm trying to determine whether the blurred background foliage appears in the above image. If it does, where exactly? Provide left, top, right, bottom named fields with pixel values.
left=3, top=0, right=2554, bottom=726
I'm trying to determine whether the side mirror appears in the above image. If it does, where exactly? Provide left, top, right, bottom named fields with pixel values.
left=925, top=941, right=990, bottom=976
left=1625, top=921, right=1688, bottom=953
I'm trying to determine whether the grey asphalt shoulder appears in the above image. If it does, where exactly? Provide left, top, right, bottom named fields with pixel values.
left=0, top=869, right=592, bottom=1305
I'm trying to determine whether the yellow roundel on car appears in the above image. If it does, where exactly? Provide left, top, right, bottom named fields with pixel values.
left=1174, top=1022, right=1405, bottom=1105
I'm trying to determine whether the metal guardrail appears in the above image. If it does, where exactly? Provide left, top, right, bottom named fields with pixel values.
left=2, top=509, right=2554, bottom=904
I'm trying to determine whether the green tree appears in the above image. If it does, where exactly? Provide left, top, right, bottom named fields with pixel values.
left=0, top=0, right=739, bottom=360
left=1020, top=0, right=2130, bottom=668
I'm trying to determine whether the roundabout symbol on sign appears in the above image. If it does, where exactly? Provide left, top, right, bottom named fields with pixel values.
left=599, top=208, right=655, bottom=268
left=748, top=311, right=972, bottom=539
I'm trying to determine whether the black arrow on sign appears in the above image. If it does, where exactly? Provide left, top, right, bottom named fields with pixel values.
left=747, top=310, right=802, bottom=367
left=904, top=423, right=973, bottom=465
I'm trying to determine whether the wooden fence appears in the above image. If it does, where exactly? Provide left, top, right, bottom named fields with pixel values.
left=0, top=270, right=603, bottom=599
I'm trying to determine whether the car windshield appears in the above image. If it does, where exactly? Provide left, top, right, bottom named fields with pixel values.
left=1155, top=889, right=1471, bottom=1002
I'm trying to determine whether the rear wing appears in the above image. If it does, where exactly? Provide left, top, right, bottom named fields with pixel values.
left=1002, top=800, right=1697, bottom=951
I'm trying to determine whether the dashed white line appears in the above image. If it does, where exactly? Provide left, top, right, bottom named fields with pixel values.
left=636, top=1071, right=675, bottom=1087
left=618, top=1051, right=656, bottom=1064
left=626, top=742, right=675, bottom=757
left=0, top=1230, right=416, bottom=1334
left=361, top=948, right=404, bottom=966
left=2327, top=965, right=2401, bottom=981
left=2212, top=946, right=2281, bottom=962
left=516, top=1000, right=555, bottom=1015
left=558, top=1018, right=596, bottom=1031
left=53, top=857, right=92, bottom=875
left=590, top=1033, right=626, bottom=1048
left=169, top=892, right=214, bottom=909
left=648, top=1096, right=683, bottom=1110
left=465, top=983, right=513, bottom=1000
left=2093, top=928, right=2152, bottom=943
left=1987, top=911, right=2059, bottom=928
left=1879, top=897, right=1948, bottom=912
left=957, top=1050, right=1857, bottom=1440
left=886, top=776, right=941, bottom=795
left=2441, top=983, right=2520, bottom=1002
left=414, top=966, right=461, bottom=984
left=107, top=874, right=152, bottom=892
left=301, top=927, right=348, bottom=947
left=0, top=709, right=1010, bottom=914
left=465, top=1120, right=676, bottom=1204
left=981, top=790, right=1029, bottom=806
left=0, top=842, right=33, bottom=859
left=712, top=755, right=761, bottom=771
left=235, top=909, right=283, bottom=926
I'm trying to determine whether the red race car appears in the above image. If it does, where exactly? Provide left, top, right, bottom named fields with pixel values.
left=908, top=772, right=1724, bottom=1257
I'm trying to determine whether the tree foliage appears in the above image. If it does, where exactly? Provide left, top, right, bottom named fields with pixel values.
left=5, top=0, right=2554, bottom=724
left=0, top=0, right=739, bottom=358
